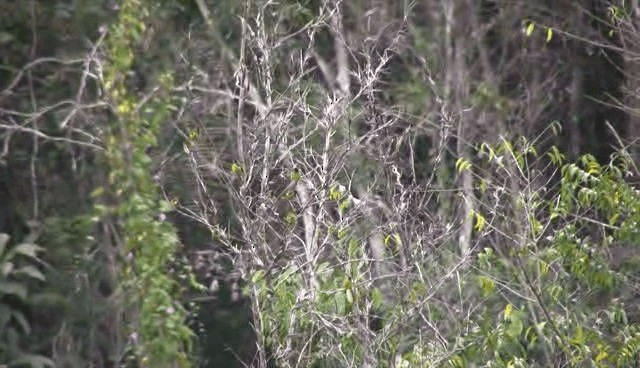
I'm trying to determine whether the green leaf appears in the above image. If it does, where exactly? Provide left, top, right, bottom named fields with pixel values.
left=595, top=350, right=608, bottom=363
left=14, top=265, right=45, bottom=281
left=478, top=275, right=495, bottom=297
left=316, top=262, right=331, bottom=280
left=345, top=288, right=354, bottom=305
left=371, top=287, right=383, bottom=310
left=570, top=325, right=585, bottom=345
left=449, top=355, right=466, bottom=368
left=525, top=326, right=538, bottom=346
left=329, top=185, right=344, bottom=201
left=335, top=290, right=347, bottom=314
left=348, top=238, right=360, bottom=258
left=277, top=266, right=297, bottom=285
left=284, top=212, right=297, bottom=226
left=479, top=178, right=487, bottom=194
left=0, top=304, right=11, bottom=330
left=337, top=227, right=348, bottom=239
left=506, top=318, right=523, bottom=338
left=0, top=281, right=28, bottom=300
left=503, top=304, right=514, bottom=320
left=12, top=309, right=30, bottom=334
left=29, top=292, right=68, bottom=308
left=548, top=284, right=562, bottom=301
left=159, top=200, right=175, bottom=212
left=455, top=158, right=472, bottom=173
left=231, top=162, right=243, bottom=175
left=10, top=243, right=43, bottom=259
left=525, top=22, right=535, bottom=36
left=90, top=186, right=105, bottom=198
left=0, top=233, right=9, bottom=255
left=0, top=32, right=14, bottom=44
left=11, top=353, right=55, bottom=368
left=546, top=28, right=553, bottom=43
left=341, top=275, right=352, bottom=290
left=289, top=170, right=302, bottom=182
left=473, top=211, right=486, bottom=232
left=2, top=261, right=14, bottom=277
left=338, top=198, right=351, bottom=213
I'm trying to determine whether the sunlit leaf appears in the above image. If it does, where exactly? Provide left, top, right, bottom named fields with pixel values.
left=456, top=157, right=472, bottom=173
left=503, top=303, right=514, bottom=320
left=231, top=162, right=243, bottom=175
left=525, top=22, right=535, bottom=36
left=473, top=211, right=486, bottom=232
left=595, top=350, right=608, bottom=363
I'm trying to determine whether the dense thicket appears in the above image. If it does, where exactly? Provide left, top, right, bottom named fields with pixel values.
left=1, top=0, right=640, bottom=367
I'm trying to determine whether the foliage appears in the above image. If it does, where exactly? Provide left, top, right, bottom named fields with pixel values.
left=0, top=233, right=54, bottom=368
left=244, top=136, right=640, bottom=367
left=1, top=0, right=640, bottom=367
left=440, top=140, right=640, bottom=367
left=98, top=0, right=196, bottom=366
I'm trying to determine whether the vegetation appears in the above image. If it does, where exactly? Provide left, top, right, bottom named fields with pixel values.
left=1, top=0, right=639, bottom=367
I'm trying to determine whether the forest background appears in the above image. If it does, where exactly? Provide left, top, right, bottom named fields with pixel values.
left=2, top=0, right=640, bottom=367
